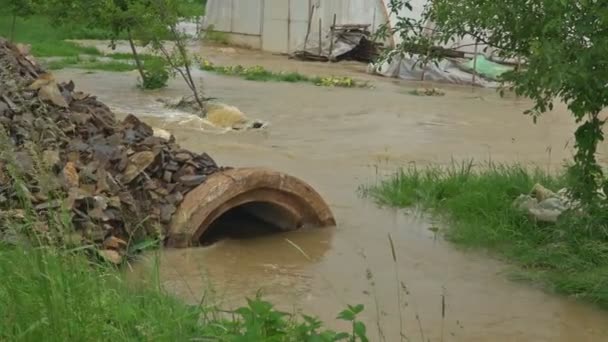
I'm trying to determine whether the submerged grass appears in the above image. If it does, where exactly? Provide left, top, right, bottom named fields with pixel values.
left=46, top=53, right=167, bottom=72
left=365, top=162, right=608, bottom=308
left=46, top=57, right=137, bottom=72
left=199, top=59, right=367, bottom=88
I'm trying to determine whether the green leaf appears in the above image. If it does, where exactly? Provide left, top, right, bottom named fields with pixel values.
left=337, top=309, right=355, bottom=321
left=354, top=322, right=368, bottom=342
left=333, top=332, right=351, bottom=340
left=348, top=304, right=364, bottom=315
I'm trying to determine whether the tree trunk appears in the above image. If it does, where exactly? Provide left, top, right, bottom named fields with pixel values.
left=127, top=29, right=147, bottom=86
left=170, top=26, right=206, bottom=116
left=9, top=14, right=17, bottom=43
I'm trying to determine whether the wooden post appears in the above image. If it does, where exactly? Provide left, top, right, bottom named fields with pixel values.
left=303, top=5, right=316, bottom=51
left=472, top=40, right=479, bottom=87
left=328, top=14, right=337, bottom=60
left=372, top=6, right=377, bottom=36
left=318, top=18, right=323, bottom=56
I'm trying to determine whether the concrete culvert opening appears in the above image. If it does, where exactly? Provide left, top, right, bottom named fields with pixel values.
left=167, top=168, right=336, bottom=248
left=199, top=201, right=302, bottom=246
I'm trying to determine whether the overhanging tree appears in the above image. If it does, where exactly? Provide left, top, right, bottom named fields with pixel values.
left=3, top=0, right=39, bottom=42
left=45, top=0, right=156, bottom=87
left=46, top=0, right=205, bottom=112
left=137, top=0, right=207, bottom=115
left=382, top=0, right=608, bottom=205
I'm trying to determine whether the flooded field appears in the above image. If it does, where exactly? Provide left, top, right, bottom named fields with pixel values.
left=56, top=52, right=608, bottom=341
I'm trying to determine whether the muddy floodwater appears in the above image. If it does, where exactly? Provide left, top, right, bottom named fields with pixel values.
left=56, top=51, right=608, bottom=341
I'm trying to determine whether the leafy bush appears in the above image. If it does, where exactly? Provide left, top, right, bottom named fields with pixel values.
left=208, top=296, right=369, bottom=341
left=139, top=59, right=169, bottom=90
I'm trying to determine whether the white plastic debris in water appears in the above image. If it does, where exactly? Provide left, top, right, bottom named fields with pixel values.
left=513, top=183, right=578, bottom=223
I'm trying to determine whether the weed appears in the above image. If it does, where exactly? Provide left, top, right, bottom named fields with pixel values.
left=47, top=57, right=137, bottom=72
left=364, top=161, right=608, bottom=308
left=45, top=54, right=169, bottom=74
left=0, top=244, right=371, bottom=341
left=203, top=25, right=230, bottom=45
left=199, top=59, right=365, bottom=88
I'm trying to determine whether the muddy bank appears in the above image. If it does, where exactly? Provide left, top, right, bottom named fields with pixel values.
left=55, top=62, right=608, bottom=341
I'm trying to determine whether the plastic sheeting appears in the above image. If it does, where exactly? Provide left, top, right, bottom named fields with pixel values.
left=293, top=28, right=371, bottom=60
left=459, top=55, right=514, bottom=81
left=371, top=55, right=500, bottom=88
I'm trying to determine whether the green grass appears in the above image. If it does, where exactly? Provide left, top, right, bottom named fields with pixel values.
left=0, top=245, right=371, bottom=341
left=0, top=13, right=171, bottom=73
left=0, top=15, right=104, bottom=56
left=179, top=0, right=207, bottom=18
left=45, top=54, right=168, bottom=72
left=0, top=247, right=204, bottom=340
left=365, top=162, right=608, bottom=308
left=46, top=57, right=137, bottom=72
left=200, top=60, right=366, bottom=88
left=0, top=1, right=204, bottom=58
left=0, top=136, right=369, bottom=341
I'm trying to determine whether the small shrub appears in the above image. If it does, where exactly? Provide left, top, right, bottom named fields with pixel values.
left=140, top=59, right=169, bottom=90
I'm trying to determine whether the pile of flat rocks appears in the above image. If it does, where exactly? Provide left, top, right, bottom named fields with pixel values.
left=0, top=37, right=223, bottom=262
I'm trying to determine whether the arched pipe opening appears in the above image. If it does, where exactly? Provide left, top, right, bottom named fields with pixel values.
left=167, top=168, right=336, bottom=248
left=199, top=201, right=301, bottom=246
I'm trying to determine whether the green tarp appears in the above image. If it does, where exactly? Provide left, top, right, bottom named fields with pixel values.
left=459, top=55, right=513, bottom=81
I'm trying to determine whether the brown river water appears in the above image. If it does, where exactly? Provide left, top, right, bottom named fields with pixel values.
left=55, top=48, right=608, bottom=341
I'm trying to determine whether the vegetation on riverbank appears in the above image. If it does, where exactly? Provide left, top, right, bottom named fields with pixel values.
left=364, top=163, right=608, bottom=308
left=46, top=57, right=136, bottom=72
left=46, top=54, right=168, bottom=73
left=0, top=15, right=103, bottom=56
left=1, top=0, right=207, bottom=91
left=199, top=59, right=365, bottom=88
left=0, top=244, right=370, bottom=341
left=0, top=14, right=167, bottom=74
left=0, top=142, right=368, bottom=340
